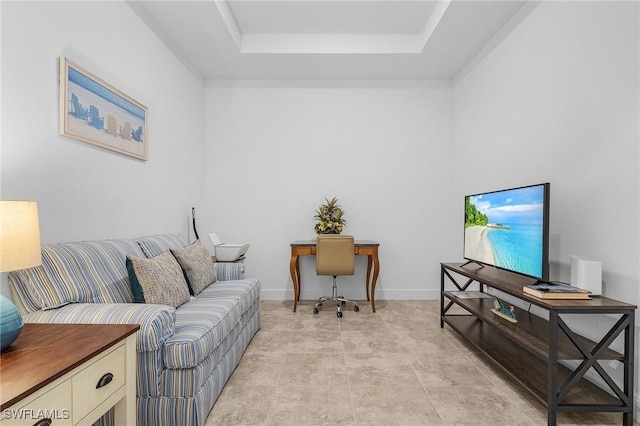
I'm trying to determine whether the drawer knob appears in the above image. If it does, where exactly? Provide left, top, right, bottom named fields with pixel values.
left=96, top=372, right=114, bottom=389
left=33, top=419, right=52, bottom=426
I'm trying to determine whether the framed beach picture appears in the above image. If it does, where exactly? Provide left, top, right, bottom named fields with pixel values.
left=59, top=57, right=148, bottom=160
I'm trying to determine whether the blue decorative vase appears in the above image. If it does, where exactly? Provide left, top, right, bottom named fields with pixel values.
left=0, top=295, right=23, bottom=351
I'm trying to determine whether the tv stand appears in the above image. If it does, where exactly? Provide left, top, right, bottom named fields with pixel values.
left=440, top=262, right=635, bottom=425
left=460, top=259, right=485, bottom=269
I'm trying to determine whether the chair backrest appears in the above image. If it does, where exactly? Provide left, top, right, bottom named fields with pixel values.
left=315, top=235, right=355, bottom=276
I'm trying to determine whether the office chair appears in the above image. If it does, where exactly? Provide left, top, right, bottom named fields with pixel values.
left=313, top=234, right=359, bottom=318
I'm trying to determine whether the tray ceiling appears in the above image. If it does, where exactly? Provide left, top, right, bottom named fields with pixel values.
left=129, top=0, right=533, bottom=80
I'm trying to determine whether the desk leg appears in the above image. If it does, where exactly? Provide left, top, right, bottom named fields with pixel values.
left=365, top=256, right=373, bottom=301
left=370, top=253, right=380, bottom=313
left=296, top=257, right=302, bottom=302
left=289, top=254, right=300, bottom=312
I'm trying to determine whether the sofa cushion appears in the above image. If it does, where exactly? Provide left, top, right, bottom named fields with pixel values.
left=161, top=301, right=259, bottom=398
left=136, top=234, right=188, bottom=258
left=213, top=262, right=246, bottom=281
left=196, top=279, right=260, bottom=312
left=170, top=240, right=216, bottom=295
left=127, top=252, right=191, bottom=308
left=163, top=296, right=245, bottom=369
left=23, top=302, right=176, bottom=352
left=7, top=274, right=42, bottom=315
left=11, top=239, right=144, bottom=310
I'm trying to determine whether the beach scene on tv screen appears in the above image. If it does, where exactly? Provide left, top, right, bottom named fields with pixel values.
left=464, top=185, right=545, bottom=277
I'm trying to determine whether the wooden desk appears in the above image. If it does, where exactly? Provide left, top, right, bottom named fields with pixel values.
left=290, top=240, right=380, bottom=313
left=1, top=323, right=139, bottom=425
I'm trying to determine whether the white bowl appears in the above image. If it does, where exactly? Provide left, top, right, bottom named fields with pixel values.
left=215, top=243, right=249, bottom=261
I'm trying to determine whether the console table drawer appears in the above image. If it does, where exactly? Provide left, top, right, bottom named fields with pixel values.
left=2, top=381, right=72, bottom=425
left=1, top=324, right=138, bottom=426
left=294, top=246, right=313, bottom=255
left=72, top=345, right=126, bottom=422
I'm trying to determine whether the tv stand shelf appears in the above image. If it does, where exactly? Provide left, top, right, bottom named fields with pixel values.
left=440, top=262, right=636, bottom=426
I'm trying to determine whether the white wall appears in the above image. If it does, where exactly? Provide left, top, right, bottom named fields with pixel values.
left=204, top=81, right=454, bottom=301
left=1, top=1, right=207, bottom=296
left=451, top=0, right=639, bottom=407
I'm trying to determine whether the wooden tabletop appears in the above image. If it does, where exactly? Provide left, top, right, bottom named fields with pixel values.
left=0, top=323, right=139, bottom=410
left=442, top=262, right=637, bottom=311
left=291, top=240, right=379, bottom=247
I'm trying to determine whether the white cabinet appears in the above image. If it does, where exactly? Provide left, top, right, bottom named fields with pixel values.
left=1, top=324, right=138, bottom=426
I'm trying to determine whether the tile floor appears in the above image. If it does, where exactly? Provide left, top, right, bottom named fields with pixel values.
left=205, top=300, right=635, bottom=425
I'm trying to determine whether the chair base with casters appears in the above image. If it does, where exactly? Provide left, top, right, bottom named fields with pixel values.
left=313, top=275, right=359, bottom=318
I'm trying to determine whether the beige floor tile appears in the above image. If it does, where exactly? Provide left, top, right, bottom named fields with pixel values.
left=394, top=329, right=462, bottom=354
left=341, top=330, right=401, bottom=354
left=205, top=300, right=636, bottom=426
left=278, top=353, right=349, bottom=386
left=205, top=384, right=273, bottom=425
left=287, top=330, right=345, bottom=353
left=380, top=313, right=436, bottom=333
left=292, top=311, right=341, bottom=332
left=289, top=300, right=322, bottom=315
left=243, top=329, right=291, bottom=355
left=426, top=384, right=537, bottom=426
left=226, top=352, right=287, bottom=388
left=351, top=383, right=444, bottom=425
left=260, top=300, right=296, bottom=314
left=267, top=384, right=355, bottom=425
left=338, top=312, right=387, bottom=332
left=346, top=352, right=422, bottom=387
left=259, top=312, right=295, bottom=332
left=414, top=351, right=494, bottom=387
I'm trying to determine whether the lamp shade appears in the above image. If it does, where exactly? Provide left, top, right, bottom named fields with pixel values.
left=0, top=200, right=41, bottom=351
left=0, top=200, right=42, bottom=272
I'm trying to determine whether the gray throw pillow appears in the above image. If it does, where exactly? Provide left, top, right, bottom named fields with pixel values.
left=126, top=251, right=191, bottom=308
left=171, top=240, right=217, bottom=295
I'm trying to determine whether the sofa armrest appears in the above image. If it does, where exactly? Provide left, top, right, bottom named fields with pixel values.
left=214, top=262, right=245, bottom=281
left=23, top=303, right=175, bottom=352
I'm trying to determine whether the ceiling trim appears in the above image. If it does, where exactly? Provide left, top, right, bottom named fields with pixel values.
left=205, top=79, right=453, bottom=89
left=216, top=0, right=453, bottom=55
left=215, top=0, right=243, bottom=50
left=453, top=0, right=540, bottom=85
left=241, top=34, right=424, bottom=54
left=129, top=0, right=532, bottom=80
left=126, top=0, right=204, bottom=82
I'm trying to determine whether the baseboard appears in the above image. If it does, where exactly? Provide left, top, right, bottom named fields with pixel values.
left=259, top=288, right=440, bottom=300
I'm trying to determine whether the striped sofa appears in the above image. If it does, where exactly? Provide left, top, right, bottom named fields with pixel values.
left=8, top=234, right=261, bottom=426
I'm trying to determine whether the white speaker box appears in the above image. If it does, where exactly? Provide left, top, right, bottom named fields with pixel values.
left=570, top=255, right=602, bottom=296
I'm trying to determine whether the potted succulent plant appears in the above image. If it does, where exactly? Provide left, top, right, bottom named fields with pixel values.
left=314, top=197, right=346, bottom=234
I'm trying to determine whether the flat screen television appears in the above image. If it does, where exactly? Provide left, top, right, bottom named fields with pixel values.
left=463, top=183, right=550, bottom=281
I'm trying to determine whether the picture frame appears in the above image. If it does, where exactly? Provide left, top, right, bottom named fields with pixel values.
left=59, top=57, right=148, bottom=160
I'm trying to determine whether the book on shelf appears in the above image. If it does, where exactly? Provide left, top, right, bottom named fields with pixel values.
left=523, top=283, right=591, bottom=300
left=449, top=291, right=493, bottom=299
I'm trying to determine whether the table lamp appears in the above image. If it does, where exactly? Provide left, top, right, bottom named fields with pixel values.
left=0, top=200, right=42, bottom=351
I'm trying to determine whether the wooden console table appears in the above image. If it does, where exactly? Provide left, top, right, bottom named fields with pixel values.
left=441, top=262, right=636, bottom=425
left=0, top=323, right=139, bottom=425
left=290, top=240, right=380, bottom=313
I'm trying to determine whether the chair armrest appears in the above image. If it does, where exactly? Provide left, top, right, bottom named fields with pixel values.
left=214, top=262, right=245, bottom=281
left=23, top=303, right=175, bottom=352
